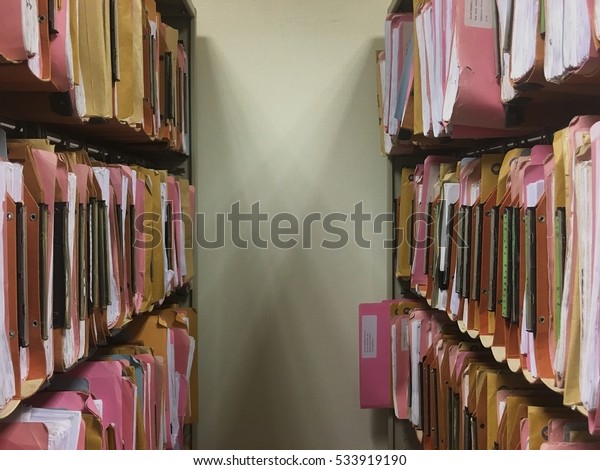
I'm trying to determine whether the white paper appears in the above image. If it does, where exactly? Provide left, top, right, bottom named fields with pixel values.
left=496, top=0, right=518, bottom=102
left=510, top=0, right=539, bottom=82
left=416, top=13, right=432, bottom=135
left=61, top=173, right=78, bottom=368
left=459, top=158, right=478, bottom=205
left=444, top=0, right=455, bottom=83
left=143, top=364, right=150, bottom=429
left=469, top=183, right=480, bottom=206
left=450, top=265, right=462, bottom=318
left=410, top=321, right=422, bottom=426
left=575, top=160, right=597, bottom=410
left=520, top=294, right=529, bottom=356
left=400, top=318, right=409, bottom=352
left=121, top=175, right=128, bottom=267
left=176, top=181, right=187, bottom=280
left=167, top=329, right=179, bottom=446
left=74, top=83, right=87, bottom=119
left=554, top=221, right=572, bottom=378
left=423, top=5, right=443, bottom=137
left=20, top=347, right=29, bottom=382
left=442, top=31, right=460, bottom=126
left=21, top=0, right=41, bottom=59
left=64, top=1, right=75, bottom=86
left=543, top=0, right=566, bottom=82
left=92, top=168, right=120, bottom=328
left=563, top=0, right=593, bottom=72
left=526, top=180, right=545, bottom=208
left=528, top=330, right=538, bottom=378
left=391, top=324, right=399, bottom=416
left=383, top=17, right=393, bottom=132
left=462, top=371, right=470, bottom=409
left=381, top=55, right=393, bottom=155
left=437, top=289, right=448, bottom=310
left=186, top=337, right=196, bottom=382
left=10, top=407, right=82, bottom=450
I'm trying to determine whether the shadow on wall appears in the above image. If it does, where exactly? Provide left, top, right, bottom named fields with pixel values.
left=194, top=34, right=404, bottom=450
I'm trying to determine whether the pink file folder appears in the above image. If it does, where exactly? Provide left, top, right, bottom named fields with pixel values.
left=442, top=0, right=505, bottom=131
left=359, top=302, right=393, bottom=409
left=411, top=156, right=456, bottom=291
left=0, top=422, right=49, bottom=450
left=0, top=2, right=39, bottom=62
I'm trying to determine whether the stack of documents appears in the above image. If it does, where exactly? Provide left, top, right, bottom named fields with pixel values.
left=0, top=307, right=197, bottom=450
left=359, top=298, right=427, bottom=410
left=0, top=0, right=190, bottom=153
left=358, top=298, right=600, bottom=449
left=368, top=0, right=600, bottom=448
left=377, top=0, right=600, bottom=154
left=381, top=115, right=600, bottom=440
left=378, top=13, right=414, bottom=155
left=0, top=407, right=84, bottom=450
left=0, top=139, right=196, bottom=420
left=111, top=307, right=198, bottom=450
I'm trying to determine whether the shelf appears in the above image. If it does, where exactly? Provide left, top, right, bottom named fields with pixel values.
left=0, top=119, right=189, bottom=172
left=0, top=0, right=194, bottom=172
left=0, top=0, right=197, bottom=450
left=383, top=0, right=600, bottom=450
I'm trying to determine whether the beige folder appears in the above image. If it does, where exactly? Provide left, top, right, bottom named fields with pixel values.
left=78, top=0, right=112, bottom=119
left=115, top=0, right=144, bottom=124
left=132, top=166, right=165, bottom=309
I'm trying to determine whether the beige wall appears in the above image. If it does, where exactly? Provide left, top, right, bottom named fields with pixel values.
left=193, top=0, right=391, bottom=450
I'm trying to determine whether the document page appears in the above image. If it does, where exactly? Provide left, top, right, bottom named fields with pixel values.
left=92, top=167, right=120, bottom=328
left=543, top=0, right=565, bottom=82
left=496, top=0, right=517, bottom=102
left=575, top=160, right=597, bottom=410
left=510, top=0, right=539, bottom=82
left=409, top=320, right=422, bottom=427
left=21, top=0, right=41, bottom=60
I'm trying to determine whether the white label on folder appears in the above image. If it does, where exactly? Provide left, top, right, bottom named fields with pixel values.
left=361, top=315, right=377, bottom=359
left=401, top=318, right=409, bottom=351
left=465, top=0, right=493, bottom=29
